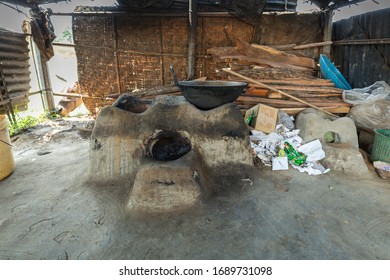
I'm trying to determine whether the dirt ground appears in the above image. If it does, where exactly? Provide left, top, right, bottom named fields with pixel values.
left=0, top=117, right=390, bottom=260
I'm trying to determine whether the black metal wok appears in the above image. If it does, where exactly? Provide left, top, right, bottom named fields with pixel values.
left=170, top=66, right=247, bottom=110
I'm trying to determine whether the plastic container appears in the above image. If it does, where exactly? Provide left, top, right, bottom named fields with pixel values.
left=0, top=115, right=15, bottom=180
left=372, top=129, right=390, bottom=163
left=319, top=54, right=352, bottom=90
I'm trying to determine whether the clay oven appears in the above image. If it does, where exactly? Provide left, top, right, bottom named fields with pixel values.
left=89, top=95, right=253, bottom=212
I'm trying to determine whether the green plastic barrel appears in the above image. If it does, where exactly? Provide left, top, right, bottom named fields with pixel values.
left=372, top=129, right=390, bottom=163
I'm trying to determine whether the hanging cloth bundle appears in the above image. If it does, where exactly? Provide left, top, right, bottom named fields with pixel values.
left=29, top=8, right=56, bottom=62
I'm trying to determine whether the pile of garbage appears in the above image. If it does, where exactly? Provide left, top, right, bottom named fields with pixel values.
left=343, top=81, right=390, bottom=131
left=250, top=120, right=330, bottom=176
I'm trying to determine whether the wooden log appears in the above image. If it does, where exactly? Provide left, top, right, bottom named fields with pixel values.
left=223, top=68, right=340, bottom=118
left=236, top=39, right=316, bottom=69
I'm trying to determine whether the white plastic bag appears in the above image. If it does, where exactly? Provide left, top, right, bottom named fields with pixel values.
left=343, top=81, right=390, bottom=105
left=348, top=100, right=390, bottom=131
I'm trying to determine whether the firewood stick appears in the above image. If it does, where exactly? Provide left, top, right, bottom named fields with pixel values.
left=293, top=41, right=333, bottom=50
left=223, top=68, right=339, bottom=118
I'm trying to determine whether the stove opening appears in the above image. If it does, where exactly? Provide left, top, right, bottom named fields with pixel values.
left=150, top=132, right=191, bottom=161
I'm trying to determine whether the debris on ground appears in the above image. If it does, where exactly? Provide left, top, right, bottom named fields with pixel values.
left=373, top=161, right=390, bottom=180
left=250, top=124, right=329, bottom=175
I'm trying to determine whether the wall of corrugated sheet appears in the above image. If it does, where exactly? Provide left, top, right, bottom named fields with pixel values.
left=333, top=8, right=390, bottom=88
left=0, top=28, right=31, bottom=114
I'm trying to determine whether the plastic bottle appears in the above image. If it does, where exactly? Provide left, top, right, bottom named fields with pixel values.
left=284, top=141, right=307, bottom=166
left=245, top=111, right=254, bottom=126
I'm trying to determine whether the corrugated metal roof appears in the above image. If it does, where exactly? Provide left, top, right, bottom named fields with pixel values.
left=0, top=28, right=31, bottom=114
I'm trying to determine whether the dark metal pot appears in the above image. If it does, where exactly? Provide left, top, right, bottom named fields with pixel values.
left=170, top=66, right=247, bottom=110
left=177, top=80, right=247, bottom=110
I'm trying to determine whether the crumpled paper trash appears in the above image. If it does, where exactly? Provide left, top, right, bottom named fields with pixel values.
left=297, top=139, right=325, bottom=162
left=272, top=157, right=289, bottom=171
left=250, top=124, right=329, bottom=175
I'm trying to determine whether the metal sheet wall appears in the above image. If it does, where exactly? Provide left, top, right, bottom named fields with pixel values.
left=0, top=28, right=31, bottom=114
left=333, top=8, right=390, bottom=88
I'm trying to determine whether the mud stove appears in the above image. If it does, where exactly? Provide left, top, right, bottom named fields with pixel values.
left=89, top=95, right=253, bottom=212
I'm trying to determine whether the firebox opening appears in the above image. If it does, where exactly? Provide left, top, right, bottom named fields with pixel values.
left=151, top=133, right=191, bottom=161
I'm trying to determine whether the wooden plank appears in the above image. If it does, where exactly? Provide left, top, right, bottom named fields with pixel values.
left=229, top=77, right=334, bottom=87
left=256, top=79, right=334, bottom=87
left=252, top=43, right=296, bottom=51
left=219, top=55, right=313, bottom=71
left=247, top=43, right=288, bottom=56
left=236, top=39, right=316, bottom=69
left=242, top=106, right=349, bottom=117
left=236, top=96, right=352, bottom=108
left=236, top=101, right=351, bottom=109
left=267, top=91, right=342, bottom=99
left=280, top=107, right=350, bottom=116
left=250, top=84, right=343, bottom=94
left=244, top=87, right=269, bottom=97
left=292, top=41, right=333, bottom=50
left=224, top=68, right=340, bottom=118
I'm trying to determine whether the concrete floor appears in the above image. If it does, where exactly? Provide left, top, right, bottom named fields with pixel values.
left=0, top=120, right=390, bottom=260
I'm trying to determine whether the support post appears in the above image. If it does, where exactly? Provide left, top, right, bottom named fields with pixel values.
left=188, top=0, right=198, bottom=79
left=112, top=15, right=122, bottom=94
left=322, top=10, right=334, bottom=58
left=252, top=16, right=263, bottom=44
left=40, top=54, right=56, bottom=111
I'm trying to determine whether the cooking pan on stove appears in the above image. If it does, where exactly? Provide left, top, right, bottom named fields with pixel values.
left=170, top=66, right=247, bottom=110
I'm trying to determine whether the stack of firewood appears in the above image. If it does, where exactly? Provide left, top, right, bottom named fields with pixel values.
left=208, top=39, right=351, bottom=115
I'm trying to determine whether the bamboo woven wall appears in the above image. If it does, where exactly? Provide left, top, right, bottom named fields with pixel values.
left=73, top=12, right=323, bottom=113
